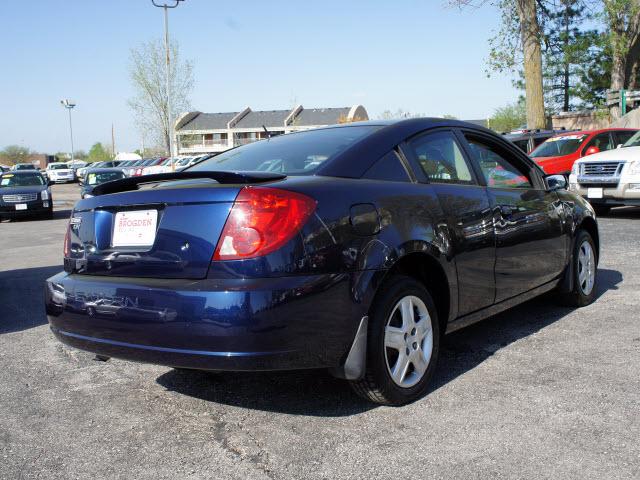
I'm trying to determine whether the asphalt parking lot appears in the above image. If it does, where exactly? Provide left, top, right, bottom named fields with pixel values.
left=1, top=183, right=639, bottom=479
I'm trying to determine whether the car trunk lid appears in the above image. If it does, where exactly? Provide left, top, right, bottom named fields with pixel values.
left=65, top=172, right=285, bottom=279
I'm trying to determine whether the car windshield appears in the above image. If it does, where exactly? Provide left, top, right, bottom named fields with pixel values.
left=14, top=164, right=36, bottom=170
left=1, top=173, right=45, bottom=187
left=89, top=162, right=105, bottom=168
left=623, top=130, right=640, bottom=147
left=530, top=134, right=588, bottom=158
left=190, top=126, right=377, bottom=175
left=86, top=171, right=125, bottom=185
left=49, top=164, right=69, bottom=170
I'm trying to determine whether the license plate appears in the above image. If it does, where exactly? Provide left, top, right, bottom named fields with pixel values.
left=112, top=210, right=158, bottom=247
left=587, top=188, right=603, bottom=199
left=15, top=204, right=27, bottom=210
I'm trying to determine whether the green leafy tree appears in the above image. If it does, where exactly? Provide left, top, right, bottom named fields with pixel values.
left=87, top=143, right=113, bottom=163
left=453, top=0, right=546, bottom=129
left=0, top=145, right=31, bottom=165
left=601, top=0, right=640, bottom=117
left=541, top=1, right=600, bottom=112
left=489, top=100, right=527, bottom=132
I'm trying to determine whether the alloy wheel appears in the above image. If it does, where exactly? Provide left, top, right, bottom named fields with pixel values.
left=578, top=240, right=596, bottom=295
left=384, top=295, right=433, bottom=388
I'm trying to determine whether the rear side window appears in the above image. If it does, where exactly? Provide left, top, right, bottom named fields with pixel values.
left=407, top=131, right=475, bottom=185
left=464, top=135, right=533, bottom=189
left=584, top=133, right=613, bottom=153
left=363, top=151, right=410, bottom=182
left=614, top=130, right=635, bottom=146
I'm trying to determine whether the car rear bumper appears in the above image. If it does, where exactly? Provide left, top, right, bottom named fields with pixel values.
left=45, top=271, right=361, bottom=371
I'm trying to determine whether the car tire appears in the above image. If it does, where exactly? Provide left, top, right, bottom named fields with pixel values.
left=593, top=205, right=610, bottom=216
left=350, top=275, right=440, bottom=405
left=558, top=230, right=598, bottom=307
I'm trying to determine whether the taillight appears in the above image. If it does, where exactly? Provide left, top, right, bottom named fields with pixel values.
left=63, top=226, right=71, bottom=257
left=213, top=186, right=316, bottom=261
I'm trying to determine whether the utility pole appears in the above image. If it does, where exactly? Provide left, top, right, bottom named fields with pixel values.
left=151, top=0, right=184, bottom=157
left=111, top=123, right=116, bottom=157
left=60, top=99, right=76, bottom=162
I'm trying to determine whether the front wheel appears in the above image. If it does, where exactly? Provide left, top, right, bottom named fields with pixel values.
left=350, top=275, right=440, bottom=405
left=558, top=230, right=598, bottom=307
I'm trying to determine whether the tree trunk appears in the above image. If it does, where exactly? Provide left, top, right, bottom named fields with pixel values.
left=606, top=0, right=640, bottom=118
left=610, top=54, right=627, bottom=119
left=563, top=2, right=570, bottom=112
left=516, top=0, right=547, bottom=129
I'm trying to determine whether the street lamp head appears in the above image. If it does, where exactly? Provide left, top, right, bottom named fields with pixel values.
left=60, top=99, right=76, bottom=109
left=151, top=0, right=184, bottom=8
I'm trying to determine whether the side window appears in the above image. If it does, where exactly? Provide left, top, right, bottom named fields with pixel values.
left=584, top=133, right=613, bottom=153
left=363, top=150, right=410, bottom=182
left=533, top=136, right=549, bottom=147
left=407, top=131, right=475, bottom=185
left=464, top=136, right=533, bottom=189
left=614, top=130, right=635, bottom=146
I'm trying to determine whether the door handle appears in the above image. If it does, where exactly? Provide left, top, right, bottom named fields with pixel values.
left=499, top=205, right=514, bottom=217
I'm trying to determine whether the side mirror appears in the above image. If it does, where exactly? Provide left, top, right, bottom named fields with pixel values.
left=546, top=174, right=567, bottom=191
left=584, top=146, right=600, bottom=156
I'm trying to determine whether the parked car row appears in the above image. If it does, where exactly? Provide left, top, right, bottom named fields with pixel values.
left=501, top=127, right=639, bottom=211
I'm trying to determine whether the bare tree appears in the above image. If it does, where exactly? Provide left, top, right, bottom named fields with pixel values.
left=128, top=39, right=194, bottom=154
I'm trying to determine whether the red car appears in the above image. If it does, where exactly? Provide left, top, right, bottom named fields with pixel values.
left=530, top=128, right=637, bottom=175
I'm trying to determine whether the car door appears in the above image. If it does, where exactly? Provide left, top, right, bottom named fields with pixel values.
left=460, top=131, right=567, bottom=302
left=403, top=129, right=496, bottom=315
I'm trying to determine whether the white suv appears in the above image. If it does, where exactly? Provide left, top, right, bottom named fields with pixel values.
left=568, top=131, right=640, bottom=214
left=45, top=162, right=76, bottom=183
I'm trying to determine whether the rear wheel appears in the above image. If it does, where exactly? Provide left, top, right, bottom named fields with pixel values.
left=350, top=275, right=440, bottom=405
left=558, top=230, right=597, bottom=307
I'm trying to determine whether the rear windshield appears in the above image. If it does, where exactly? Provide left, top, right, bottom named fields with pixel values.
left=14, top=164, right=36, bottom=170
left=530, top=134, right=587, bottom=158
left=190, top=126, right=378, bottom=175
left=86, top=171, right=125, bottom=185
left=1, top=173, right=45, bottom=187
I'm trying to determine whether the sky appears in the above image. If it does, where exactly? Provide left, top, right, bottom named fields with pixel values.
left=0, top=0, right=519, bottom=154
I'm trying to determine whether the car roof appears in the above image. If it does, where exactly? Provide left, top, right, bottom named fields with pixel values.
left=553, top=127, right=637, bottom=137
left=3, top=170, right=43, bottom=175
left=85, top=168, right=124, bottom=174
left=313, top=118, right=529, bottom=177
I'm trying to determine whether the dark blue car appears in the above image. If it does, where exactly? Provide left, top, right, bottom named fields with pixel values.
left=45, top=119, right=599, bottom=405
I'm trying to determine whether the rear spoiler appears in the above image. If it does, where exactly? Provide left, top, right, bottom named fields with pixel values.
left=91, top=171, right=286, bottom=196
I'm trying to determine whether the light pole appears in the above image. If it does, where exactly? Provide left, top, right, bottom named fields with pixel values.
left=151, top=0, right=184, bottom=157
left=60, top=99, right=76, bottom=162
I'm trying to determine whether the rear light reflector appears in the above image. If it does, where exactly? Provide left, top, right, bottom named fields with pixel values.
left=63, top=225, right=71, bottom=257
left=213, top=186, right=316, bottom=261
